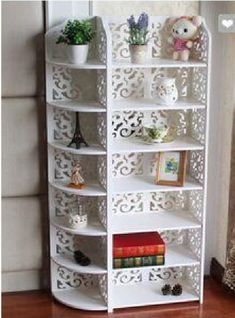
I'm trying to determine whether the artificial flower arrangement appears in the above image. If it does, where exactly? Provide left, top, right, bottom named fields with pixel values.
left=56, top=19, right=95, bottom=64
left=126, top=13, right=149, bottom=64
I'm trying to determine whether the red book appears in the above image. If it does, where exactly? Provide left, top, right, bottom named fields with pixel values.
left=113, top=232, right=165, bottom=258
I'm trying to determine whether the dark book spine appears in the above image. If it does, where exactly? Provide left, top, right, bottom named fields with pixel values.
left=113, top=255, right=165, bottom=269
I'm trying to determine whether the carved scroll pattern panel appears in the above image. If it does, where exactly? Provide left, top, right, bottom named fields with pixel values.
left=56, top=265, right=96, bottom=290
left=112, top=68, right=145, bottom=100
left=54, top=149, right=97, bottom=182
left=112, top=153, right=143, bottom=177
left=52, top=66, right=80, bottom=101
left=112, top=111, right=168, bottom=139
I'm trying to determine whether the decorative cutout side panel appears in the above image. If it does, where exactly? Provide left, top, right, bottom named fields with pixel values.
left=56, top=265, right=95, bottom=290
left=51, top=149, right=97, bottom=183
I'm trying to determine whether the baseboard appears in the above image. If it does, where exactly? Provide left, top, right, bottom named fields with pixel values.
left=210, top=257, right=225, bottom=283
left=2, top=270, right=41, bottom=292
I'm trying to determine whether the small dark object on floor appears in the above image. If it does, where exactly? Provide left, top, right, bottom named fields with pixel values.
left=74, top=250, right=91, bottom=266
left=161, top=284, right=171, bottom=295
left=172, top=283, right=183, bottom=296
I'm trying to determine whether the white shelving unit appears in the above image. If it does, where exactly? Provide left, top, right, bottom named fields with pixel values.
left=46, top=16, right=210, bottom=312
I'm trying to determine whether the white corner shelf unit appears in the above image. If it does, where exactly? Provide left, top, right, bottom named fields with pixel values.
left=46, top=16, right=210, bottom=312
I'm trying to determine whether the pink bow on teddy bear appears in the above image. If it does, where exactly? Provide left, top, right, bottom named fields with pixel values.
left=168, top=16, right=203, bottom=61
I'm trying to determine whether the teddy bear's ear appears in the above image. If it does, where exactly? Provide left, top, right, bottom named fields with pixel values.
left=168, top=17, right=177, bottom=25
left=192, top=16, right=203, bottom=27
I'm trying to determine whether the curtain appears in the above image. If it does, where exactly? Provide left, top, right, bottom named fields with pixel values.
left=222, top=5, right=235, bottom=290
left=223, top=112, right=235, bottom=292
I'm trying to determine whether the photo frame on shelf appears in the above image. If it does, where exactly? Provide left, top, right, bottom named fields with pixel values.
left=156, top=151, right=187, bottom=186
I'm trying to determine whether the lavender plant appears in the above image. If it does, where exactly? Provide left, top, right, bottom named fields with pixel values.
left=126, top=13, right=149, bottom=45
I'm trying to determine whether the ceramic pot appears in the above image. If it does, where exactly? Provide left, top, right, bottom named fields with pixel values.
left=67, top=44, right=89, bottom=64
left=129, top=44, right=147, bottom=64
left=155, top=77, right=178, bottom=105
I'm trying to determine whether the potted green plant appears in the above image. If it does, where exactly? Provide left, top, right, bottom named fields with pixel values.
left=126, top=13, right=149, bottom=64
left=56, top=19, right=95, bottom=64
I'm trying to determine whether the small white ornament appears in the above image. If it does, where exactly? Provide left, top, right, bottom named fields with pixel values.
left=67, top=205, right=88, bottom=229
left=155, top=77, right=178, bottom=105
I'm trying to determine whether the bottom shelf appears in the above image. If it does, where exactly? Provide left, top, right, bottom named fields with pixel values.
left=53, top=288, right=107, bottom=311
left=113, top=281, right=199, bottom=309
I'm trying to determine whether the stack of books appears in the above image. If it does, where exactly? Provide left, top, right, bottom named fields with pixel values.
left=113, top=232, right=165, bottom=269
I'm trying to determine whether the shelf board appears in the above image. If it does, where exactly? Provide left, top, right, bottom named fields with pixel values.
left=51, top=216, right=107, bottom=236
left=112, top=136, right=204, bottom=154
left=48, top=142, right=106, bottom=155
left=112, top=176, right=203, bottom=194
left=112, top=97, right=205, bottom=112
left=112, top=58, right=206, bottom=69
left=50, top=181, right=106, bottom=197
left=47, top=100, right=106, bottom=112
left=113, top=280, right=199, bottom=309
left=112, top=210, right=201, bottom=234
left=52, top=254, right=107, bottom=274
left=113, top=245, right=199, bottom=271
left=52, top=288, right=107, bottom=311
left=46, top=58, right=106, bottom=69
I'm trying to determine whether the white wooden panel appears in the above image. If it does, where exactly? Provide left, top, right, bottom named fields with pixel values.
left=46, top=1, right=90, bottom=29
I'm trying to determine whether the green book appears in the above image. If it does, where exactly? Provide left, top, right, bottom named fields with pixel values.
left=113, top=255, right=165, bottom=269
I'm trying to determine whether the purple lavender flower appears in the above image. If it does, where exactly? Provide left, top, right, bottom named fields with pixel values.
left=126, top=12, right=149, bottom=45
left=127, top=15, right=136, bottom=29
left=137, top=12, right=149, bottom=29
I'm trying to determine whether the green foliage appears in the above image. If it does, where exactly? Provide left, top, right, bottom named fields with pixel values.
left=56, top=19, right=95, bottom=45
left=146, top=127, right=165, bottom=140
left=127, top=28, right=149, bottom=45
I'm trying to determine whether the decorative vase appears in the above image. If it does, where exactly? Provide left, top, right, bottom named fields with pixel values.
left=129, top=44, right=148, bottom=64
left=67, top=205, right=88, bottom=229
left=67, top=44, right=89, bottom=64
left=155, top=77, right=178, bottom=105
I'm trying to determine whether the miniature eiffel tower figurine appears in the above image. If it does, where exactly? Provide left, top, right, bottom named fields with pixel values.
left=68, top=112, right=89, bottom=149
left=68, top=160, right=86, bottom=189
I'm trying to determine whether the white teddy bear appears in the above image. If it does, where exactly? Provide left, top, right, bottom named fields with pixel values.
left=168, top=16, right=203, bottom=61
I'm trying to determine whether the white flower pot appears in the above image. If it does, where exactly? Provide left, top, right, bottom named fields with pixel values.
left=67, top=45, right=89, bottom=64
left=155, top=77, right=178, bottom=105
left=129, top=44, right=147, bottom=64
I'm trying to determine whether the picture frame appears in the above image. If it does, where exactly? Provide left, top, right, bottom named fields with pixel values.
left=156, top=151, right=187, bottom=186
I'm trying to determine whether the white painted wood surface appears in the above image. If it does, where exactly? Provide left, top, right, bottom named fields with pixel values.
left=46, top=11, right=210, bottom=312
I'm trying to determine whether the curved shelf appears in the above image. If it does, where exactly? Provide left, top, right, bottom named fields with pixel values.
left=46, top=58, right=106, bottom=69
left=51, top=216, right=107, bottom=236
left=112, top=210, right=201, bottom=234
left=52, top=254, right=107, bottom=274
left=113, top=245, right=199, bottom=271
left=112, top=97, right=205, bottom=112
left=53, top=288, right=107, bottom=311
left=47, top=100, right=106, bottom=112
left=48, top=141, right=106, bottom=155
left=112, top=176, right=203, bottom=194
left=112, top=136, right=204, bottom=154
left=112, top=58, right=206, bottom=69
left=50, top=181, right=107, bottom=197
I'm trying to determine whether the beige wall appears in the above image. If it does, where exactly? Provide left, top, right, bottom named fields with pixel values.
left=2, top=1, right=47, bottom=292
left=213, top=1, right=235, bottom=266
left=92, top=1, right=199, bottom=16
